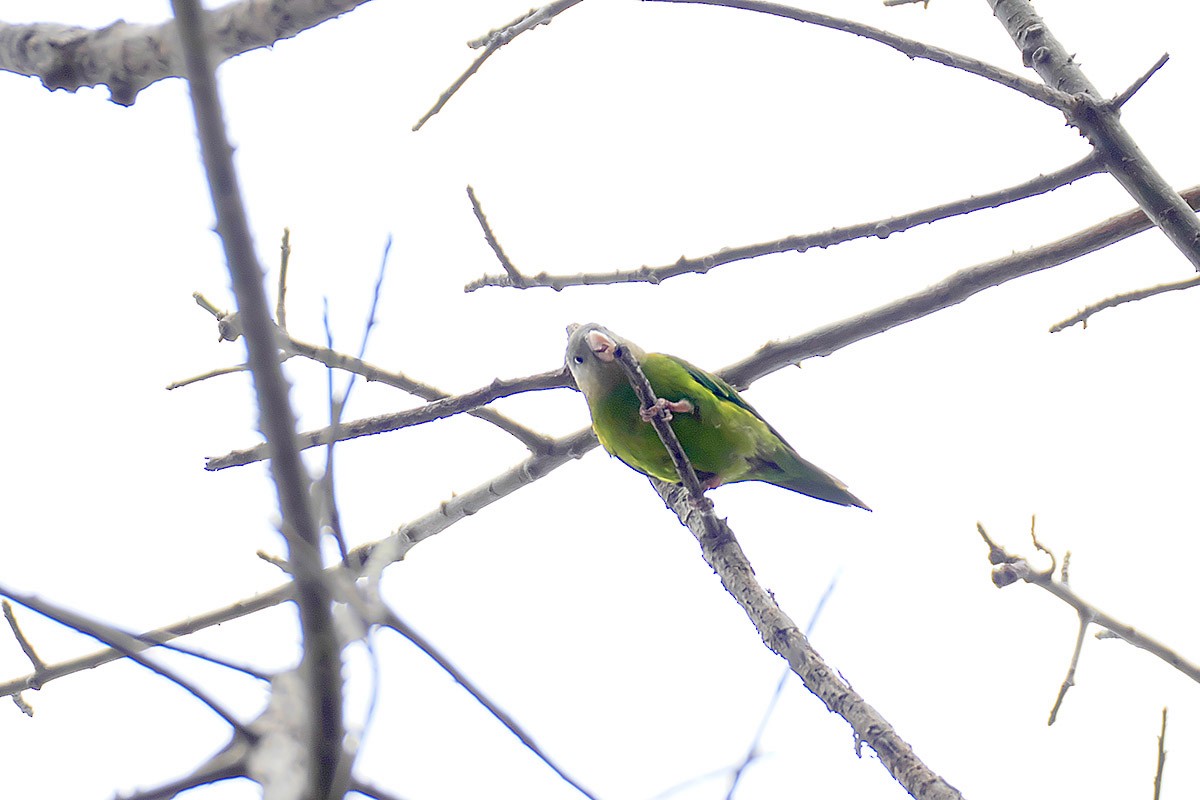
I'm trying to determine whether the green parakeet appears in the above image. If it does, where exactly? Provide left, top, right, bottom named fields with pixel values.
left=565, top=323, right=869, bottom=510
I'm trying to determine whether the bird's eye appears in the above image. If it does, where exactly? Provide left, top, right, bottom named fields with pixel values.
left=573, top=355, right=585, bottom=364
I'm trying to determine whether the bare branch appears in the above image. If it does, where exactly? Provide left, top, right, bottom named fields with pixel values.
left=379, top=609, right=598, bottom=800
left=171, top=2, right=342, bottom=794
left=649, top=0, right=1070, bottom=107
left=466, top=154, right=1103, bottom=291
left=1047, top=610, right=1091, bottom=725
left=1153, top=707, right=1167, bottom=800
left=205, top=368, right=571, bottom=471
left=1112, top=53, right=1169, bottom=109
left=1049, top=274, right=1200, bottom=332
left=0, top=0, right=370, bottom=105
left=986, top=0, right=1200, bottom=271
left=468, top=185, right=529, bottom=287
left=277, top=227, right=292, bottom=332
left=0, top=585, right=253, bottom=739
left=720, top=183, right=1200, bottom=388
left=3, top=601, right=47, bottom=679
left=977, top=524, right=1200, bottom=685
left=413, top=0, right=586, bottom=130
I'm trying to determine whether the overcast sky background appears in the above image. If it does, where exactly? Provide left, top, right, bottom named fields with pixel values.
left=2, top=1, right=1199, bottom=798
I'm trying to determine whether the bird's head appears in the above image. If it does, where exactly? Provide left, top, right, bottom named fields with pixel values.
left=565, top=322, right=643, bottom=397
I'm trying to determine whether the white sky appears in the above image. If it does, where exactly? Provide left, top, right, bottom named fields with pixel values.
left=2, top=1, right=1199, bottom=798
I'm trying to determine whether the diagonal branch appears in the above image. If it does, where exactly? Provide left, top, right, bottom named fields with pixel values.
left=0, top=0, right=370, bottom=105
left=654, top=477, right=962, bottom=799
left=413, top=0, right=586, bottom=130
left=986, top=0, right=1200, bottom=271
left=380, top=609, right=598, bottom=800
left=0, top=585, right=254, bottom=739
left=649, top=0, right=1070, bottom=107
left=612, top=343, right=959, bottom=800
left=720, top=184, right=1200, bottom=388
left=466, top=154, right=1103, bottom=291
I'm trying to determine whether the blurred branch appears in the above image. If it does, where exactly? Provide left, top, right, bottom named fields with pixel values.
left=720, top=183, right=1200, bottom=388
left=1049, top=274, right=1200, bottom=332
left=977, top=523, right=1200, bottom=694
left=205, top=367, right=571, bottom=470
left=0, top=585, right=253, bottom=739
left=113, top=758, right=246, bottom=800
left=986, top=0, right=1200, bottom=271
left=466, top=154, right=1103, bottom=290
left=0, top=0, right=369, bottom=105
left=171, top=2, right=342, bottom=796
left=379, top=609, right=598, bottom=800
left=413, top=0, right=586, bottom=130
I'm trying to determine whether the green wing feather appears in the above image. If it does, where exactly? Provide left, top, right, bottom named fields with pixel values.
left=595, top=353, right=869, bottom=510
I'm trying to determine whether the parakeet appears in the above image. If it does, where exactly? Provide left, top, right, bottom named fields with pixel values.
left=565, top=322, right=869, bottom=510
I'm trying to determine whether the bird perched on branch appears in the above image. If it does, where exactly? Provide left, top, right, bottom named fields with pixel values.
left=565, top=322, right=869, bottom=510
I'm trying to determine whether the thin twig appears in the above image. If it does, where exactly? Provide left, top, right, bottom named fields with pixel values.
left=167, top=363, right=250, bottom=390
left=171, top=2, right=342, bottom=795
left=1153, top=707, right=1167, bottom=800
left=3, top=601, right=47, bottom=678
left=380, top=609, right=598, bottom=800
left=468, top=185, right=528, bottom=287
left=205, top=367, right=571, bottom=470
left=1111, top=53, right=1169, bottom=109
left=277, top=227, right=291, bottom=331
left=466, top=154, right=1102, bottom=291
left=1047, top=610, right=1091, bottom=725
left=1049, top=274, right=1200, bottom=332
left=651, top=0, right=1069, bottom=106
left=413, top=0, right=585, bottom=130
left=321, top=299, right=351, bottom=564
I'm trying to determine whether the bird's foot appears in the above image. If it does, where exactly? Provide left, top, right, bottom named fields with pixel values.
left=639, top=397, right=694, bottom=422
